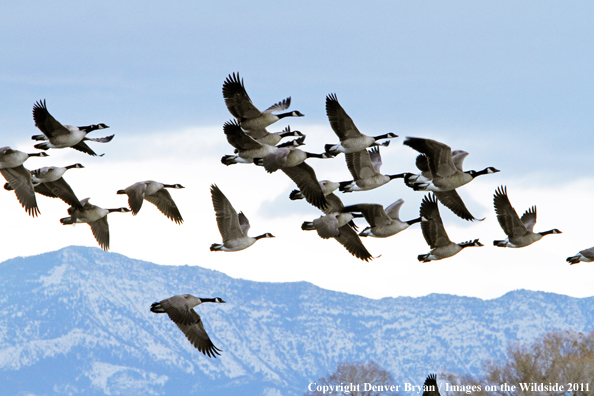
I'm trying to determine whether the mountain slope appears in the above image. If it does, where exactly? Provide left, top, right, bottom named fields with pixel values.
left=1, top=246, right=593, bottom=395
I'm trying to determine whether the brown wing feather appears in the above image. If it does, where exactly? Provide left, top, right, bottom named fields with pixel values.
left=334, top=225, right=373, bottom=262
left=32, top=100, right=69, bottom=138
left=0, top=166, right=40, bottom=217
left=325, top=93, right=363, bottom=140
left=145, top=189, right=183, bottom=224
left=222, top=72, right=261, bottom=119
left=493, top=186, right=528, bottom=237
left=175, top=309, right=222, bottom=358
left=281, top=163, right=328, bottom=211
left=420, top=194, right=451, bottom=248
left=71, top=141, right=99, bottom=156
left=88, top=216, right=110, bottom=251
left=210, top=184, right=244, bottom=241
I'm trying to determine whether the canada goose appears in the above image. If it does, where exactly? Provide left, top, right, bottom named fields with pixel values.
left=221, top=119, right=279, bottom=165
left=324, top=93, right=397, bottom=155
left=117, top=181, right=184, bottom=224
left=402, top=152, right=484, bottom=221
left=339, top=146, right=404, bottom=192
left=567, top=247, right=594, bottom=265
left=258, top=146, right=333, bottom=174
left=210, top=184, right=274, bottom=251
left=246, top=125, right=304, bottom=146
left=342, top=199, right=422, bottom=238
left=493, top=186, right=561, bottom=248
left=403, top=137, right=499, bottom=192
left=151, top=294, right=225, bottom=358
left=301, top=193, right=373, bottom=262
left=422, top=373, right=441, bottom=396
left=418, top=194, right=483, bottom=262
left=0, top=147, right=49, bottom=217
left=31, top=100, right=113, bottom=156
left=281, top=163, right=331, bottom=211
left=289, top=180, right=339, bottom=201
left=222, top=72, right=304, bottom=132
left=60, top=198, right=131, bottom=250
left=4, top=163, right=84, bottom=209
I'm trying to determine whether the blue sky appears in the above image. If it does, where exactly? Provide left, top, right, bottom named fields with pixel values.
left=1, top=1, right=593, bottom=299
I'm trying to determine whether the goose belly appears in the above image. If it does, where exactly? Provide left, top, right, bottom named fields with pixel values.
left=48, top=129, right=86, bottom=147
left=78, top=208, right=109, bottom=223
left=223, top=237, right=256, bottom=251
left=340, top=136, right=375, bottom=153
left=354, top=175, right=390, bottom=191
left=432, top=174, right=473, bottom=191
left=240, top=145, right=277, bottom=160
left=241, top=114, right=279, bottom=131
left=508, top=233, right=542, bottom=248
left=428, top=243, right=463, bottom=260
left=32, top=167, right=67, bottom=183
left=0, top=151, right=28, bottom=169
left=368, top=222, right=409, bottom=238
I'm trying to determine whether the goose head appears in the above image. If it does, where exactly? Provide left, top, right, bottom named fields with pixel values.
left=66, top=163, right=85, bottom=169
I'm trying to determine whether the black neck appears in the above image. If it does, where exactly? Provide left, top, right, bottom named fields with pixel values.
left=406, top=217, right=422, bottom=225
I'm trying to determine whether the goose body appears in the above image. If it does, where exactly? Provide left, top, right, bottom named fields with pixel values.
left=339, top=147, right=403, bottom=192
left=210, top=184, right=274, bottom=251
left=60, top=198, right=131, bottom=250
left=567, top=247, right=594, bottom=265
left=343, top=199, right=422, bottom=238
left=223, top=73, right=304, bottom=132
left=221, top=120, right=279, bottom=165
left=0, top=147, right=49, bottom=216
left=117, top=181, right=184, bottom=224
left=150, top=294, right=225, bottom=358
left=418, top=194, right=483, bottom=262
left=31, top=100, right=113, bottom=156
left=402, top=152, right=484, bottom=221
left=246, top=125, right=304, bottom=146
left=301, top=192, right=373, bottom=262
left=493, top=186, right=561, bottom=248
left=403, top=137, right=499, bottom=192
left=260, top=146, right=333, bottom=173
left=324, top=93, right=397, bottom=155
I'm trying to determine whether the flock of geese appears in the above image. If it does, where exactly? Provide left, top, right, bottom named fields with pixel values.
left=1, top=72, right=590, bottom=360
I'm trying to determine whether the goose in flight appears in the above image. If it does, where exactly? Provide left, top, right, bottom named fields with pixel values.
left=210, top=184, right=274, bottom=251
left=301, top=192, right=373, bottom=262
left=403, top=137, right=499, bottom=192
left=151, top=294, right=225, bottom=358
left=324, top=93, right=397, bottom=155
left=0, top=146, right=49, bottom=217
left=282, top=163, right=331, bottom=211
left=31, top=100, right=113, bottom=156
left=342, top=199, right=422, bottom=238
left=4, top=163, right=84, bottom=209
left=117, top=181, right=184, bottom=224
left=246, top=125, right=304, bottom=146
left=339, top=146, right=404, bottom=192
left=222, top=72, right=303, bottom=132
left=401, top=152, right=484, bottom=221
left=60, top=198, right=130, bottom=250
left=418, top=194, right=483, bottom=262
left=567, top=246, right=594, bottom=265
left=493, top=186, right=561, bottom=248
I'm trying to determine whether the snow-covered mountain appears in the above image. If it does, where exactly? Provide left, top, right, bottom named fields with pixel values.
left=1, top=246, right=593, bottom=396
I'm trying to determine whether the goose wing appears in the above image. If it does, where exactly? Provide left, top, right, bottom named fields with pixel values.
left=420, top=194, right=451, bottom=248
left=342, top=203, right=389, bottom=228
left=222, top=72, right=262, bottom=119
left=451, top=150, right=469, bottom=172
left=405, top=138, right=458, bottom=179
left=88, top=216, right=110, bottom=250
left=323, top=192, right=344, bottom=214
left=325, top=93, right=363, bottom=140
left=123, top=182, right=146, bottom=215
left=0, top=166, right=40, bottom=217
left=345, top=149, right=379, bottom=180
left=493, top=186, right=528, bottom=237
left=71, top=141, right=100, bottom=156
left=262, top=97, right=291, bottom=114
left=384, top=199, right=404, bottom=220
left=313, top=215, right=340, bottom=239
left=579, top=247, right=594, bottom=260
left=43, top=178, right=83, bottom=209
left=262, top=147, right=290, bottom=173
left=246, top=126, right=270, bottom=140
left=422, top=374, right=441, bottom=396
left=334, top=225, right=373, bottom=262
left=281, top=163, right=328, bottom=211
left=145, top=189, right=183, bottom=224
left=520, top=206, right=537, bottom=232
left=434, top=190, right=480, bottom=221
left=32, top=99, right=69, bottom=138
left=174, top=309, right=222, bottom=358
left=223, top=120, right=264, bottom=151
left=210, top=184, right=245, bottom=241
left=368, top=146, right=383, bottom=172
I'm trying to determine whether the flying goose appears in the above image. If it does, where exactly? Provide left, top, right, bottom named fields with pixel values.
left=301, top=192, right=373, bottom=262
left=221, top=119, right=280, bottom=165
left=282, top=163, right=330, bottom=211
left=418, top=194, right=483, bottom=262
left=4, top=163, right=84, bottom=209
left=151, top=294, right=225, bottom=358
left=289, top=180, right=339, bottom=202
left=222, top=72, right=304, bottom=132
left=31, top=100, right=113, bottom=156
left=210, top=184, right=274, bottom=251
left=493, top=186, right=561, bottom=248
left=567, top=247, right=594, bottom=265
left=403, top=137, right=499, bottom=192
left=324, top=93, right=397, bottom=155
left=422, top=373, right=441, bottom=396
left=401, top=152, right=484, bottom=221
left=0, top=146, right=49, bottom=217
left=246, top=125, right=304, bottom=146
left=342, top=199, right=422, bottom=238
left=60, top=198, right=131, bottom=250
left=339, top=146, right=404, bottom=192
left=258, top=145, right=333, bottom=174
left=117, top=181, right=184, bottom=224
